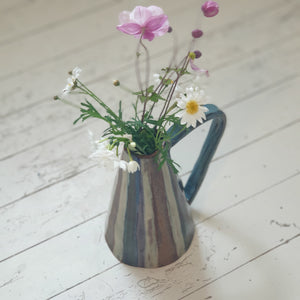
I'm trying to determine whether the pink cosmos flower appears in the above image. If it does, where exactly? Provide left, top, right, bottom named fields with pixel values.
left=117, top=6, right=169, bottom=41
left=201, top=1, right=219, bottom=17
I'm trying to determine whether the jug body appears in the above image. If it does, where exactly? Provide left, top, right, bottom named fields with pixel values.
left=105, top=150, right=195, bottom=268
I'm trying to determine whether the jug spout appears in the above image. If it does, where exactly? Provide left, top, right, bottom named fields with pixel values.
left=105, top=150, right=195, bottom=268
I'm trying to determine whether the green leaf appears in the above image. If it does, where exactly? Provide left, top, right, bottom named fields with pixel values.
left=149, top=92, right=165, bottom=103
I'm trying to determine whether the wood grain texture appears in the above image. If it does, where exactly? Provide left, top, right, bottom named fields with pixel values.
left=0, top=0, right=299, bottom=298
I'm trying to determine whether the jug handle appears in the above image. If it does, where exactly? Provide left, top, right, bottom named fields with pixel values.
left=168, top=104, right=226, bottom=205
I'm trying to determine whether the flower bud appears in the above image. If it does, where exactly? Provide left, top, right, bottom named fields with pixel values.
left=113, top=80, right=120, bottom=86
left=168, top=26, right=173, bottom=33
left=194, top=50, right=202, bottom=59
left=201, top=1, right=219, bottom=17
left=192, top=29, right=203, bottom=38
left=53, top=95, right=59, bottom=100
left=130, top=141, right=136, bottom=148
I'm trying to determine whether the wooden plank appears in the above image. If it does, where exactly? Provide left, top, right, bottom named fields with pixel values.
left=0, top=0, right=28, bottom=14
left=1, top=0, right=297, bottom=117
left=181, top=236, right=300, bottom=300
left=0, top=0, right=114, bottom=45
left=0, top=128, right=95, bottom=207
left=0, top=166, right=113, bottom=262
left=0, top=216, right=119, bottom=299
left=1, top=33, right=299, bottom=161
left=0, top=129, right=298, bottom=299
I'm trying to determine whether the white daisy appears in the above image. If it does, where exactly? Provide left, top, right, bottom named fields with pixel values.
left=176, top=89, right=208, bottom=128
left=89, top=140, right=118, bottom=170
left=88, top=136, right=140, bottom=173
left=62, top=77, right=74, bottom=95
left=62, top=66, right=82, bottom=96
left=71, top=66, right=82, bottom=80
left=114, top=159, right=128, bottom=171
left=153, top=73, right=161, bottom=85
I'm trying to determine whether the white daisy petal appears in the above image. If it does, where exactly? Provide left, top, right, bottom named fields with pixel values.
left=127, top=161, right=140, bottom=173
left=176, top=88, right=208, bottom=128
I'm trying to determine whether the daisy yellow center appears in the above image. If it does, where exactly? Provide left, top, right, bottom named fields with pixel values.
left=186, top=100, right=199, bottom=115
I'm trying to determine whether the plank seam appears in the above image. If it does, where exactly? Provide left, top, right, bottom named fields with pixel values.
left=178, top=232, right=300, bottom=299
left=0, top=210, right=107, bottom=264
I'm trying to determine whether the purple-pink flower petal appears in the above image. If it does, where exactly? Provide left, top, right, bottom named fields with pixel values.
left=142, top=31, right=155, bottom=41
left=117, top=23, right=142, bottom=36
left=189, top=59, right=200, bottom=71
left=147, top=6, right=165, bottom=16
left=118, top=11, right=131, bottom=24
left=116, top=5, right=169, bottom=41
left=145, top=15, right=168, bottom=35
left=132, top=6, right=152, bottom=26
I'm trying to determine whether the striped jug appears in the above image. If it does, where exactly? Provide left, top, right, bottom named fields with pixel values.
left=105, top=104, right=226, bottom=268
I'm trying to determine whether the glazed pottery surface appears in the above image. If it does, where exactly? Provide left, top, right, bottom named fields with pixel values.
left=105, top=104, right=226, bottom=268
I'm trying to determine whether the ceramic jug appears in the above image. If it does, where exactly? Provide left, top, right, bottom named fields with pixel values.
left=105, top=104, right=226, bottom=268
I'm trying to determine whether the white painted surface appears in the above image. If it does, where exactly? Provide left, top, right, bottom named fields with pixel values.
left=0, top=0, right=299, bottom=299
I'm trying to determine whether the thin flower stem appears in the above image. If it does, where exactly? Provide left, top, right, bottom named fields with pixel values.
left=140, top=39, right=150, bottom=94
left=135, top=35, right=145, bottom=97
left=127, top=147, right=133, bottom=161
left=157, top=53, right=189, bottom=121
left=76, top=81, right=119, bottom=120
left=140, top=38, right=151, bottom=124
left=58, top=97, right=81, bottom=109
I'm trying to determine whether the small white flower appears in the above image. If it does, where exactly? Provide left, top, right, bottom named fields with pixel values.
left=62, top=77, right=74, bottom=95
left=176, top=89, right=208, bottom=128
left=62, top=66, right=82, bottom=96
left=71, top=66, right=82, bottom=80
left=114, top=159, right=128, bottom=171
left=127, top=160, right=140, bottom=173
left=153, top=73, right=161, bottom=85
left=88, top=130, right=98, bottom=151
left=89, top=140, right=118, bottom=169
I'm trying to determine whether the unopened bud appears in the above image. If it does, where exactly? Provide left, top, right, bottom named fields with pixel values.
left=113, top=80, right=120, bottom=86
left=130, top=142, right=136, bottom=148
left=202, top=1, right=219, bottom=17
left=194, top=50, right=202, bottom=59
left=192, top=29, right=203, bottom=38
left=53, top=95, right=59, bottom=100
left=168, top=26, right=173, bottom=33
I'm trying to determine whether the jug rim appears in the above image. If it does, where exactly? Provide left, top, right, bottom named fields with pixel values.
left=124, top=147, right=159, bottom=159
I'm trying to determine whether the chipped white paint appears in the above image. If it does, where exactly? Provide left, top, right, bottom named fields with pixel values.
left=0, top=0, right=299, bottom=299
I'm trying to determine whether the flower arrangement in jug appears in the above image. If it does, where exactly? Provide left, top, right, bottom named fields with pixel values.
left=54, top=1, right=219, bottom=173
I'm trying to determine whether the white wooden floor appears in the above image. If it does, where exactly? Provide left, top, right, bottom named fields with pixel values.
left=1, top=0, right=300, bottom=299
